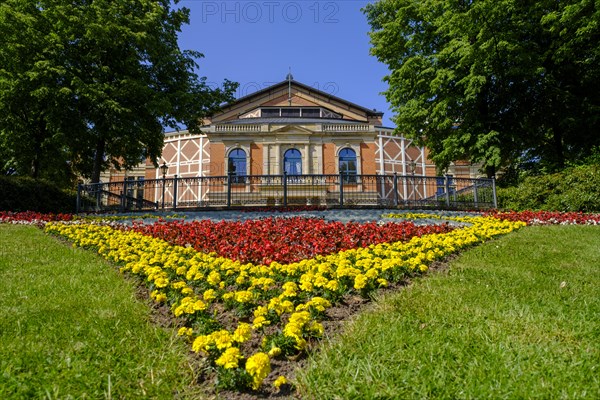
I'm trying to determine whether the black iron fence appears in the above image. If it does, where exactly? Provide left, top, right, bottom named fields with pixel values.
left=76, top=173, right=497, bottom=213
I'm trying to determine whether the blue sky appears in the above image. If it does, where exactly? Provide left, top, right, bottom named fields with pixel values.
left=176, top=0, right=394, bottom=127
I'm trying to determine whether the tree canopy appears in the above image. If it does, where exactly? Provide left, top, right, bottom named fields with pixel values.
left=0, top=0, right=237, bottom=184
left=364, top=0, right=600, bottom=177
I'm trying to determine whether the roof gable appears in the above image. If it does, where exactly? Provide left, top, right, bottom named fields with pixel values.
left=209, top=80, right=384, bottom=124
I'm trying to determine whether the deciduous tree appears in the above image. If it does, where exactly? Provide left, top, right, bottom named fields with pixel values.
left=364, top=0, right=600, bottom=176
left=0, top=0, right=237, bottom=183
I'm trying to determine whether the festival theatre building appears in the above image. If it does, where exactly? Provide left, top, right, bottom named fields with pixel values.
left=103, top=79, right=482, bottom=208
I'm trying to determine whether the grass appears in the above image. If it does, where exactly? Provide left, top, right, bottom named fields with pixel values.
left=0, top=225, right=204, bottom=399
left=296, top=226, right=600, bottom=399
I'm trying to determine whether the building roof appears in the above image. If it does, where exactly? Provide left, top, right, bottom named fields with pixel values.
left=218, top=117, right=368, bottom=125
left=215, top=79, right=385, bottom=119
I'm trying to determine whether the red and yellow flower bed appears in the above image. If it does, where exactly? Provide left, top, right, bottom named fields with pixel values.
left=44, top=214, right=526, bottom=392
left=130, top=217, right=453, bottom=265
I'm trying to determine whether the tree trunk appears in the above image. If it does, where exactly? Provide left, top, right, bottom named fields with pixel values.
left=553, top=125, right=565, bottom=170
left=30, top=120, right=46, bottom=179
left=91, top=138, right=105, bottom=184
left=30, top=157, right=40, bottom=179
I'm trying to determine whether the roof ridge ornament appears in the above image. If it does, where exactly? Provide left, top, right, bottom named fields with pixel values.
left=287, top=67, right=293, bottom=106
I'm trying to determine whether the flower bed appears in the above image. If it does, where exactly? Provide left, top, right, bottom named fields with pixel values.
left=0, top=211, right=73, bottom=226
left=486, top=210, right=600, bottom=225
left=44, top=214, right=526, bottom=393
left=130, top=217, right=454, bottom=265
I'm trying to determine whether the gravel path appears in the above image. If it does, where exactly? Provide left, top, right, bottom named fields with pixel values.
left=119, top=208, right=484, bottom=225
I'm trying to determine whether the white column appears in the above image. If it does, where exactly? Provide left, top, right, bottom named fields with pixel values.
left=275, top=144, right=281, bottom=174
left=199, top=136, right=204, bottom=177
left=378, top=132, right=385, bottom=175
left=198, top=135, right=204, bottom=204
left=401, top=136, right=408, bottom=200
left=304, top=143, right=310, bottom=174
left=263, top=143, right=270, bottom=175
left=176, top=138, right=181, bottom=176
left=421, top=146, right=427, bottom=197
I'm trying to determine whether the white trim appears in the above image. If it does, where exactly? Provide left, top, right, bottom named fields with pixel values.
left=378, top=133, right=385, bottom=175
left=176, top=139, right=181, bottom=176
left=199, top=136, right=204, bottom=177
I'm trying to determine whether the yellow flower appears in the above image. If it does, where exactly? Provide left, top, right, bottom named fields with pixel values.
left=177, top=327, right=193, bottom=337
left=154, top=277, right=169, bottom=288
left=192, top=335, right=212, bottom=353
left=280, top=300, right=294, bottom=314
left=232, top=323, right=252, bottom=343
left=308, top=321, right=324, bottom=336
left=353, top=274, right=368, bottom=290
left=252, top=315, right=270, bottom=330
left=245, top=352, right=271, bottom=390
left=151, top=291, right=167, bottom=303
left=203, top=289, right=217, bottom=302
left=211, top=330, right=233, bottom=350
left=215, top=347, right=243, bottom=369
left=268, top=346, right=281, bottom=357
left=193, top=299, right=207, bottom=311
left=234, top=290, right=254, bottom=303
left=171, top=281, right=186, bottom=290
left=377, top=278, right=388, bottom=287
left=273, top=375, right=288, bottom=389
left=253, top=305, right=268, bottom=317
left=325, top=279, right=339, bottom=291
left=281, top=281, right=298, bottom=297
left=206, top=270, right=221, bottom=286
left=307, top=297, right=331, bottom=312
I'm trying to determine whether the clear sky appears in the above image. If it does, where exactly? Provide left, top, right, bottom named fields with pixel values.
left=176, top=0, right=394, bottom=127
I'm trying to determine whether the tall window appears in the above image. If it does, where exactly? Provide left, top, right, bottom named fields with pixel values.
left=228, top=149, right=247, bottom=183
left=339, top=148, right=357, bottom=182
left=284, top=149, right=302, bottom=175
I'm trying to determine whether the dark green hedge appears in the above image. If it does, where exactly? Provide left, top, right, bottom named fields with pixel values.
left=498, top=164, right=600, bottom=212
left=0, top=176, right=77, bottom=213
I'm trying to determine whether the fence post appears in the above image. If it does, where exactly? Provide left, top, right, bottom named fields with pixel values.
left=173, top=175, right=178, bottom=210
left=473, top=179, right=479, bottom=208
left=393, top=173, right=399, bottom=206
left=445, top=175, right=451, bottom=207
left=492, top=176, right=498, bottom=209
left=339, top=173, right=344, bottom=207
left=76, top=183, right=82, bottom=214
left=283, top=172, right=288, bottom=207
left=227, top=173, right=232, bottom=208
left=121, top=180, right=128, bottom=212
left=162, top=175, right=166, bottom=210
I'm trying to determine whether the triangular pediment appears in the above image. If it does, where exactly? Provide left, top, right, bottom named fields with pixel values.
left=209, top=80, right=383, bottom=125
left=268, top=124, right=316, bottom=134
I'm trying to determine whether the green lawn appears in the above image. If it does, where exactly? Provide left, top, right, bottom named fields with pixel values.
left=296, top=226, right=600, bottom=399
left=0, top=225, right=204, bottom=399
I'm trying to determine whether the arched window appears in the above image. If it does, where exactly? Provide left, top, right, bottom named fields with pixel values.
left=339, top=148, right=357, bottom=182
left=284, top=149, right=302, bottom=175
left=228, top=149, right=247, bottom=183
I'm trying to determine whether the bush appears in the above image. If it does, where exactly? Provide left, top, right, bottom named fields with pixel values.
left=0, top=176, right=77, bottom=213
left=498, top=164, right=600, bottom=212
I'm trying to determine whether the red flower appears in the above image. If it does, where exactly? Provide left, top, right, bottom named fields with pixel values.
left=131, top=217, right=455, bottom=265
